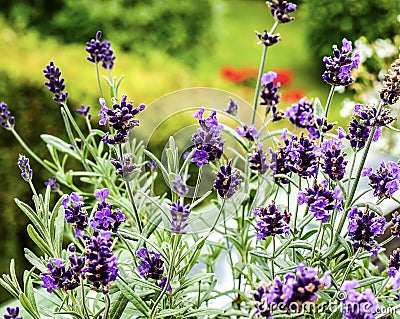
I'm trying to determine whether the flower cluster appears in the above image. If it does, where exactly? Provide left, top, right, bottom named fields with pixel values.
left=86, top=31, right=116, bottom=70
left=322, top=38, right=360, bottom=86
left=62, top=192, right=88, bottom=238
left=320, top=138, right=348, bottom=181
left=213, top=160, right=242, bottom=199
left=298, top=180, right=343, bottom=223
left=269, top=132, right=319, bottom=182
left=44, top=176, right=60, bottom=193
left=99, top=95, right=146, bottom=145
left=43, top=62, right=68, bottom=103
left=362, top=161, right=400, bottom=198
left=392, top=211, right=400, bottom=237
left=225, top=98, right=238, bottom=115
left=136, top=247, right=171, bottom=291
left=255, top=30, right=281, bottom=47
left=389, top=248, right=400, bottom=277
left=82, top=231, right=119, bottom=293
left=172, top=174, right=189, bottom=197
left=3, top=307, right=22, bottom=319
left=251, top=263, right=330, bottom=318
left=110, top=154, right=137, bottom=181
left=90, top=188, right=126, bottom=233
left=0, top=102, right=15, bottom=130
left=17, top=154, right=32, bottom=182
left=348, top=206, right=386, bottom=256
left=170, top=200, right=191, bottom=234
left=253, top=201, right=290, bottom=240
left=285, top=98, right=316, bottom=131
left=40, top=256, right=84, bottom=293
left=76, top=105, right=91, bottom=119
left=236, top=123, right=260, bottom=141
left=249, top=142, right=268, bottom=175
left=341, top=280, right=379, bottom=319
left=259, top=71, right=280, bottom=110
left=266, top=0, right=297, bottom=24
left=191, top=108, right=225, bottom=167
left=379, top=57, right=400, bottom=105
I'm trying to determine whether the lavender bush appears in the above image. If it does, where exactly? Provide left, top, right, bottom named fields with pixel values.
left=1, top=1, right=400, bottom=318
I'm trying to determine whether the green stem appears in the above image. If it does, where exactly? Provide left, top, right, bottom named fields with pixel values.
left=311, top=222, right=323, bottom=260
left=11, top=129, right=56, bottom=175
left=271, top=236, right=276, bottom=279
left=346, top=151, right=357, bottom=199
left=340, top=248, right=360, bottom=287
left=324, top=85, right=336, bottom=118
left=81, top=281, right=90, bottom=319
left=293, top=179, right=301, bottom=234
left=95, top=63, right=104, bottom=99
left=251, top=21, right=279, bottom=125
left=149, top=233, right=180, bottom=318
left=104, top=293, right=111, bottom=319
left=118, top=144, right=143, bottom=233
left=191, top=166, right=202, bottom=205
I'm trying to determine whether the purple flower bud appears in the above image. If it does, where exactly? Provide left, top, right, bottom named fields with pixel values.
left=4, top=307, right=22, bottom=319
left=172, top=175, right=189, bottom=197
left=43, top=62, right=68, bottom=104
left=236, top=123, right=260, bottom=141
left=380, top=58, right=400, bottom=105
left=170, top=200, right=191, bottom=234
left=44, top=176, right=60, bottom=193
left=76, top=105, right=91, bottom=119
left=255, top=30, right=281, bottom=47
left=17, top=154, right=32, bottom=182
left=86, top=31, right=116, bottom=70
left=213, top=160, right=242, bottom=199
left=0, top=102, right=15, bottom=130
left=253, top=201, right=290, bottom=239
left=225, top=98, right=238, bottom=115
left=266, top=0, right=297, bottom=23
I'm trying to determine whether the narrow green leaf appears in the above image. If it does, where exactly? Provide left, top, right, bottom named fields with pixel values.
left=19, top=292, right=40, bottom=319
left=155, top=307, right=190, bottom=318
left=358, top=276, right=384, bottom=288
left=41, top=134, right=80, bottom=159
left=15, top=199, right=47, bottom=238
left=313, top=97, right=324, bottom=118
left=54, top=206, right=65, bottom=257
left=24, top=248, right=47, bottom=272
left=249, top=264, right=270, bottom=282
left=27, top=224, right=53, bottom=256
left=115, top=278, right=149, bottom=316
left=185, top=308, right=223, bottom=317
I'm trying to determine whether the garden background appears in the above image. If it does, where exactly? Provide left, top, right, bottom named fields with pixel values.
left=0, top=0, right=399, bottom=304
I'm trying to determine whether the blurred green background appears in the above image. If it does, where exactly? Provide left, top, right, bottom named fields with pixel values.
left=0, top=0, right=399, bottom=303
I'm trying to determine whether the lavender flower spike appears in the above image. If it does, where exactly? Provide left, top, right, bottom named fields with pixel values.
left=170, top=200, right=191, bottom=234
left=17, top=154, right=32, bottom=182
left=0, top=102, right=15, bottom=130
left=43, top=61, right=68, bottom=103
left=322, top=38, right=360, bottom=87
left=380, top=57, right=400, bottom=105
left=4, top=307, right=22, bottom=319
left=86, top=31, right=116, bottom=70
left=172, top=174, right=189, bottom=197
left=253, top=201, right=290, bottom=240
left=255, top=30, right=281, bottom=47
left=266, top=0, right=297, bottom=24
left=213, top=160, right=242, bottom=199
left=225, top=98, right=238, bottom=115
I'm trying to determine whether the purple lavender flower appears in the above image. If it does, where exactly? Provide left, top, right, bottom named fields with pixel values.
left=90, top=188, right=126, bottom=233
left=136, top=247, right=165, bottom=280
left=236, top=123, right=260, bottom=141
left=3, top=307, right=22, bottom=319
left=213, top=160, right=242, bottom=199
left=147, top=161, right=157, bottom=172
left=315, top=117, right=335, bottom=133
left=191, top=108, right=225, bottom=167
left=348, top=206, right=386, bottom=256
left=86, top=31, right=116, bottom=70
left=172, top=174, right=189, bottom=197
left=225, top=98, right=238, bottom=115
left=170, top=200, right=191, bottom=234
left=62, top=192, right=88, bottom=237
left=255, top=30, right=281, bottom=47
left=17, top=154, right=32, bottom=182
left=270, top=132, right=319, bottom=182
left=82, top=231, right=118, bottom=293
left=354, top=104, right=395, bottom=127
left=266, top=0, right=297, bottom=23
left=320, top=138, right=348, bottom=181
left=251, top=263, right=330, bottom=318
left=260, top=71, right=280, bottom=108
left=249, top=142, right=268, bottom=175
left=341, top=280, right=379, bottom=319
left=298, top=180, right=343, bottom=223
left=253, top=201, right=290, bottom=240
left=345, top=118, right=372, bottom=150
left=380, top=58, right=400, bottom=105
left=322, top=38, right=360, bottom=86
left=76, top=105, right=91, bottom=119
left=285, top=98, right=315, bottom=129
left=99, top=95, right=145, bottom=145
left=362, top=161, right=400, bottom=198
left=0, top=102, right=15, bottom=130
left=389, top=248, right=400, bottom=277
left=43, top=62, right=68, bottom=103
left=40, top=257, right=84, bottom=293
left=391, top=211, right=400, bottom=237
left=110, top=154, right=137, bottom=181
left=44, top=176, right=60, bottom=193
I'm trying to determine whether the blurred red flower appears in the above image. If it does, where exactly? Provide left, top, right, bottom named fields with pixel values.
left=282, top=89, right=306, bottom=102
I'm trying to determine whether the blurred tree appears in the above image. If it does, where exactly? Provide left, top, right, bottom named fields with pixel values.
left=303, top=0, right=400, bottom=61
